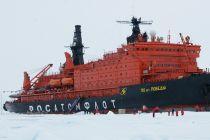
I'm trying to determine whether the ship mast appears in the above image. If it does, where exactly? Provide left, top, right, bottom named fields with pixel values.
left=117, top=17, right=153, bottom=44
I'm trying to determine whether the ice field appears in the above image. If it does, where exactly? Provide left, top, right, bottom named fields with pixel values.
left=0, top=111, right=210, bottom=140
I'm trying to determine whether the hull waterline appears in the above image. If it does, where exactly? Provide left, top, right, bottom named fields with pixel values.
left=4, top=74, right=210, bottom=114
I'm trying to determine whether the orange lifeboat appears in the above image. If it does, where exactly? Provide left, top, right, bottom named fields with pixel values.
left=49, top=79, right=61, bottom=87
left=61, top=78, right=73, bottom=86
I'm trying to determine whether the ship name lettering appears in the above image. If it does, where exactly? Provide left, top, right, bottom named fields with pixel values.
left=111, top=100, right=116, bottom=108
left=151, top=86, right=166, bottom=91
left=140, top=86, right=167, bottom=93
left=29, top=106, right=34, bottom=112
left=140, top=88, right=146, bottom=93
left=102, top=101, right=107, bottom=109
left=95, top=102, right=99, bottom=110
left=28, top=99, right=116, bottom=113
left=67, top=103, right=72, bottom=110
left=37, top=105, right=42, bottom=112
left=84, top=102, right=90, bottom=110
left=45, top=105, right=51, bottom=112
left=61, top=104, right=65, bottom=111
left=54, top=104, right=58, bottom=112
left=76, top=103, right=81, bottom=111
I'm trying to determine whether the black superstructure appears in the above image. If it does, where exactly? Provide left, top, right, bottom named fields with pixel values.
left=117, top=17, right=152, bottom=44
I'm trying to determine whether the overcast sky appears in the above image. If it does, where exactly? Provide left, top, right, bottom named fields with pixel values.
left=0, top=0, right=210, bottom=91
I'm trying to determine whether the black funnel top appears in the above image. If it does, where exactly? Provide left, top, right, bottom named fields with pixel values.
left=70, top=25, right=84, bottom=65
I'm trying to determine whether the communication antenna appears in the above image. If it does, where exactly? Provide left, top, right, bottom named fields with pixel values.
left=179, top=33, right=186, bottom=44
left=150, top=31, right=156, bottom=42
left=167, top=30, right=171, bottom=44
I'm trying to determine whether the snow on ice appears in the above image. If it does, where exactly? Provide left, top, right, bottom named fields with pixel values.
left=0, top=111, right=210, bottom=140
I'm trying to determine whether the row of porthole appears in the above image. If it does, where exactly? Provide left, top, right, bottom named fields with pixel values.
left=75, top=66, right=131, bottom=74
left=137, top=47, right=198, bottom=53
left=80, top=79, right=138, bottom=86
left=75, top=67, right=139, bottom=76
left=81, top=73, right=138, bottom=80
left=154, top=64, right=181, bottom=67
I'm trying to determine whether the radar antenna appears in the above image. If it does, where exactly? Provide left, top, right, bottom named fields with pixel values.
left=117, top=17, right=153, bottom=44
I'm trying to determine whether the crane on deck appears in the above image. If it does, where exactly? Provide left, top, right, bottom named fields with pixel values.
left=23, top=64, right=53, bottom=91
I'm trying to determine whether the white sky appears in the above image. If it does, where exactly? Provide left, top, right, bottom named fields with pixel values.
left=0, top=0, right=210, bottom=91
